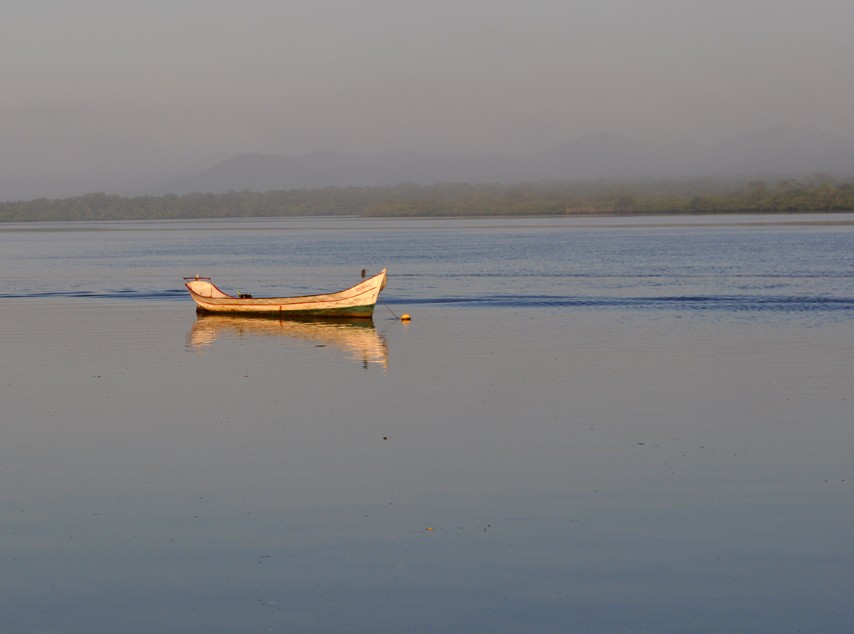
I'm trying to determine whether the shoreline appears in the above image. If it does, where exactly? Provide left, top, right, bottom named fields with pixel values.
left=4, top=207, right=854, bottom=225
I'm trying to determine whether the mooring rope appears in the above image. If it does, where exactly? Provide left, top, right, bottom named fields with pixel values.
left=382, top=301, right=401, bottom=320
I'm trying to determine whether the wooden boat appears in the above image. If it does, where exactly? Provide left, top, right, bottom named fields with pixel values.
left=184, top=268, right=387, bottom=318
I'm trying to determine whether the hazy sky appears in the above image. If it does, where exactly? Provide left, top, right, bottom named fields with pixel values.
left=3, top=0, right=854, bottom=195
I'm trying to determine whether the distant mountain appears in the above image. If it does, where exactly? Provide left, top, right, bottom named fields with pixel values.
left=4, top=127, right=853, bottom=202
left=153, top=127, right=854, bottom=196
left=532, top=133, right=681, bottom=180
left=161, top=154, right=320, bottom=193
left=159, top=150, right=532, bottom=195
left=701, top=126, right=854, bottom=176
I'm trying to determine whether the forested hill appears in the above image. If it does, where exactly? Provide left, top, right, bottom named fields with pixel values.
left=3, top=179, right=854, bottom=222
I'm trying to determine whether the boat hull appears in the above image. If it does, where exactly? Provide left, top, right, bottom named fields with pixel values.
left=184, top=268, right=387, bottom=318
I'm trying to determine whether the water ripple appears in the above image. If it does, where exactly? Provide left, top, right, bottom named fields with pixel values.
left=402, top=293, right=854, bottom=312
left=0, top=289, right=185, bottom=301
left=4, top=288, right=852, bottom=315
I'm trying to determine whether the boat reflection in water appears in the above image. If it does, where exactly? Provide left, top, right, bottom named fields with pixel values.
left=187, top=314, right=389, bottom=369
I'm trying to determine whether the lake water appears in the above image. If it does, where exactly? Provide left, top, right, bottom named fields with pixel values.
left=1, top=214, right=853, bottom=633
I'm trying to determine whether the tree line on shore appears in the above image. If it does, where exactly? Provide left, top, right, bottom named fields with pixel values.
left=2, top=177, right=854, bottom=222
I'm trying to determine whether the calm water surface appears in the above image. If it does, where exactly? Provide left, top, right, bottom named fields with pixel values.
left=1, top=214, right=853, bottom=632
